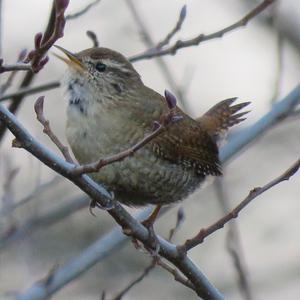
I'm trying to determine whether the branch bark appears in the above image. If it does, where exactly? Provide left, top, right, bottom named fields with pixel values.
left=10, top=82, right=300, bottom=300
left=129, top=0, right=275, bottom=62
left=0, top=103, right=223, bottom=299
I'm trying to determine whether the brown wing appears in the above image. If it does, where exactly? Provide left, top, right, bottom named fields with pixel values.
left=151, top=109, right=222, bottom=177
left=139, top=91, right=248, bottom=178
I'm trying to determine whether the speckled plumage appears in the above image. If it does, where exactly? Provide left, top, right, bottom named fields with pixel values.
left=60, top=47, right=250, bottom=206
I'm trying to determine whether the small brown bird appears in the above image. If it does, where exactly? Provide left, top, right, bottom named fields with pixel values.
left=55, top=46, right=250, bottom=207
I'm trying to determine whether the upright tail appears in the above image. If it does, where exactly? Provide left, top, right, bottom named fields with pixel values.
left=197, top=98, right=250, bottom=143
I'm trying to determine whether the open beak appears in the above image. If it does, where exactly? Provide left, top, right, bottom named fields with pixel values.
left=53, top=45, right=85, bottom=72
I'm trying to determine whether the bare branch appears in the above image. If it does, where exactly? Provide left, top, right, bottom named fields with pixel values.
left=0, top=62, right=31, bottom=73
left=0, top=0, right=69, bottom=143
left=0, top=175, right=62, bottom=217
left=23, top=0, right=69, bottom=73
left=0, top=1, right=69, bottom=74
left=0, top=81, right=60, bottom=102
left=33, top=96, right=74, bottom=163
left=0, top=50, right=27, bottom=94
left=156, top=258, right=194, bottom=290
left=111, top=262, right=155, bottom=300
left=129, top=0, right=275, bottom=62
left=0, top=102, right=223, bottom=299
left=156, top=5, right=187, bottom=49
left=215, top=179, right=253, bottom=300
left=168, top=207, right=185, bottom=241
left=182, top=158, right=300, bottom=251
left=0, top=195, right=88, bottom=250
left=14, top=82, right=300, bottom=300
left=269, top=3, right=284, bottom=104
left=126, top=1, right=190, bottom=111
left=66, top=0, right=101, bottom=20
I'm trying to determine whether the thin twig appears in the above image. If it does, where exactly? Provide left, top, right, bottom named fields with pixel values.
left=0, top=195, right=88, bottom=250
left=23, top=0, right=69, bottom=73
left=111, top=262, right=155, bottom=300
left=0, top=98, right=223, bottom=299
left=13, top=83, right=300, bottom=300
left=0, top=0, right=69, bottom=143
left=156, top=258, right=194, bottom=290
left=66, top=0, right=101, bottom=20
left=0, top=50, right=27, bottom=95
left=0, top=175, right=62, bottom=217
left=70, top=90, right=181, bottom=175
left=156, top=5, right=187, bottom=49
left=0, top=1, right=69, bottom=74
left=129, top=0, right=275, bottom=62
left=182, top=158, right=300, bottom=251
left=215, top=179, right=253, bottom=300
left=1, top=158, right=19, bottom=235
left=111, top=206, right=184, bottom=299
left=0, top=81, right=60, bottom=102
left=0, top=62, right=32, bottom=73
left=126, top=1, right=190, bottom=111
left=33, top=96, right=74, bottom=163
left=269, top=2, right=284, bottom=104
left=168, top=207, right=185, bottom=241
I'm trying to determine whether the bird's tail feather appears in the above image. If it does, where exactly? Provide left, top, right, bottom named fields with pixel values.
left=197, top=98, right=250, bottom=143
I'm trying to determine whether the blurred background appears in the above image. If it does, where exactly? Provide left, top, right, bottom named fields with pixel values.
left=0, top=0, right=300, bottom=299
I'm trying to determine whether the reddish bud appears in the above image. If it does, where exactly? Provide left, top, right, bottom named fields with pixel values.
left=180, top=5, right=187, bottom=20
left=164, top=90, right=177, bottom=109
left=40, top=55, right=49, bottom=67
left=34, top=32, right=43, bottom=49
left=34, top=96, right=45, bottom=117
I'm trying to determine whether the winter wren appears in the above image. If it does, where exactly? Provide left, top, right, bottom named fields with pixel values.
left=55, top=46, right=250, bottom=206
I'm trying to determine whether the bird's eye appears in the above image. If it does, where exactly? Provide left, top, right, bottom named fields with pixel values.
left=95, top=62, right=107, bottom=72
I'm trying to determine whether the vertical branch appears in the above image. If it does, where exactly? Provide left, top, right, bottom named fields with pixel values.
left=125, top=0, right=190, bottom=112
left=270, top=2, right=284, bottom=104
left=0, top=0, right=68, bottom=143
left=215, top=178, right=253, bottom=300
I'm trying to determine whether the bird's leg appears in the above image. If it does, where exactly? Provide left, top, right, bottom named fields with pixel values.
left=142, top=205, right=162, bottom=254
left=142, top=204, right=162, bottom=228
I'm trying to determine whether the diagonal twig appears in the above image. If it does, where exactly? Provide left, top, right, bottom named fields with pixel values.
left=12, top=83, right=300, bottom=300
left=0, top=81, right=60, bottom=102
left=182, top=158, right=300, bottom=251
left=168, top=207, right=185, bottom=241
left=155, top=5, right=187, bottom=50
left=66, top=0, right=101, bottom=20
left=215, top=179, right=253, bottom=300
left=0, top=0, right=69, bottom=144
left=129, top=0, right=275, bottom=62
left=0, top=97, right=223, bottom=299
left=156, top=258, right=194, bottom=290
left=126, top=1, right=190, bottom=111
left=110, top=262, right=155, bottom=300
left=33, top=96, right=74, bottom=163
left=0, top=175, right=62, bottom=217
